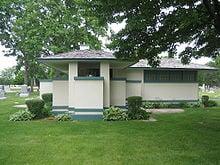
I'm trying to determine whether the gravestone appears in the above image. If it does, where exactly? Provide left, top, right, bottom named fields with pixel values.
left=0, top=85, right=6, bottom=99
left=0, top=85, right=4, bottom=91
left=4, top=85, right=10, bottom=92
left=19, top=85, right=29, bottom=97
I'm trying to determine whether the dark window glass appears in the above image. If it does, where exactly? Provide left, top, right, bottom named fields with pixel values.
left=169, top=71, right=182, bottom=81
left=183, top=71, right=197, bottom=82
left=144, top=70, right=197, bottom=82
left=78, top=62, right=100, bottom=77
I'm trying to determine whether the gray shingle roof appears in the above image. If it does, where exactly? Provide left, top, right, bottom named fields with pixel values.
left=40, top=50, right=116, bottom=60
left=130, top=58, right=216, bottom=70
left=39, top=50, right=215, bottom=70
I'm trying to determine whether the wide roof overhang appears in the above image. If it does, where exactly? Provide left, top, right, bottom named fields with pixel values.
left=38, top=58, right=136, bottom=74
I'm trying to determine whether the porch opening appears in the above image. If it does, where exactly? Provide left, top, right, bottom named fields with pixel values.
left=78, top=62, right=100, bottom=77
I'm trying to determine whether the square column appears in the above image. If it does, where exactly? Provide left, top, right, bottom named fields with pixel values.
left=100, top=62, right=110, bottom=107
left=69, top=62, right=78, bottom=108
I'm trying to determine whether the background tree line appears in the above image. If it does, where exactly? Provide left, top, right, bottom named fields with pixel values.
left=0, top=0, right=219, bottom=90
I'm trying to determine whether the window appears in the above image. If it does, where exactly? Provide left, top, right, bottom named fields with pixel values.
left=183, top=71, right=197, bottom=82
left=78, top=62, right=100, bottom=77
left=144, top=70, right=197, bottom=82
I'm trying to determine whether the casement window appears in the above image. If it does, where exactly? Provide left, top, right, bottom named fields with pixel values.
left=144, top=70, right=197, bottom=82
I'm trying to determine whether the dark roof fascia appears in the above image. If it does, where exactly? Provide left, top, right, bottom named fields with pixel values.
left=129, top=67, right=218, bottom=71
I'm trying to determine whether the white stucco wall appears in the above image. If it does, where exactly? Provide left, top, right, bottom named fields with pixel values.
left=39, top=81, right=53, bottom=97
left=113, top=69, right=126, bottom=78
left=142, top=83, right=199, bottom=100
left=69, top=62, right=78, bottom=108
left=53, top=80, right=69, bottom=106
left=110, top=80, right=126, bottom=106
left=100, top=62, right=110, bottom=107
left=126, top=82, right=142, bottom=98
left=126, top=69, right=143, bottom=81
left=74, top=80, right=103, bottom=109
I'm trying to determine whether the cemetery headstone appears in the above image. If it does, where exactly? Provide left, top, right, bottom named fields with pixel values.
left=0, top=85, right=6, bottom=99
left=4, top=85, right=10, bottom=92
left=19, top=85, right=29, bottom=97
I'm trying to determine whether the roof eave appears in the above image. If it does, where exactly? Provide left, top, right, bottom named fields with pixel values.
left=129, top=66, right=218, bottom=71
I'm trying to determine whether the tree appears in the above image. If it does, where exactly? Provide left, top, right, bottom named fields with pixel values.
left=0, top=0, right=107, bottom=90
left=0, top=67, right=16, bottom=85
left=198, top=57, right=220, bottom=86
left=91, top=0, right=220, bottom=66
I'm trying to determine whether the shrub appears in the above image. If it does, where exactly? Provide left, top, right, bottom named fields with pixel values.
left=127, top=96, right=150, bottom=120
left=42, top=93, right=53, bottom=104
left=143, top=102, right=168, bottom=109
left=55, top=113, right=72, bottom=121
left=25, top=99, right=45, bottom=118
left=131, top=108, right=151, bottom=120
left=127, top=96, right=142, bottom=110
left=207, top=100, right=217, bottom=107
left=127, top=96, right=142, bottom=117
left=103, top=107, right=128, bottom=121
left=143, top=102, right=155, bottom=109
left=9, top=110, right=34, bottom=121
left=201, top=95, right=209, bottom=107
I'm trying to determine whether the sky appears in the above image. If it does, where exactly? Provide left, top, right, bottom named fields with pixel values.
left=0, top=22, right=212, bottom=71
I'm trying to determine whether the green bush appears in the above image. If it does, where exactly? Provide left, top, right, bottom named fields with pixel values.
left=42, top=93, right=53, bottom=104
left=201, top=95, right=209, bottom=107
left=9, top=110, right=34, bottom=121
left=127, top=96, right=142, bottom=110
left=127, top=96, right=150, bottom=120
left=131, top=108, right=151, bottom=120
left=55, top=113, right=72, bottom=121
left=207, top=100, right=217, bottom=107
left=127, top=96, right=142, bottom=118
left=25, top=99, right=45, bottom=119
left=143, top=101, right=201, bottom=109
left=103, top=107, right=128, bottom=121
left=144, top=102, right=169, bottom=109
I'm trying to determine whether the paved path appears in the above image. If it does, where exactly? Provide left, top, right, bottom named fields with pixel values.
left=146, top=108, right=184, bottom=114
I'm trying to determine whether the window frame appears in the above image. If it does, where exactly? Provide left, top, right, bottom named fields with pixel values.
left=144, top=69, right=197, bottom=83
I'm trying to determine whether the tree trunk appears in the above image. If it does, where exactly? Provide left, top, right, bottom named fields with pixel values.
left=30, top=78, right=34, bottom=92
left=24, top=61, right=29, bottom=85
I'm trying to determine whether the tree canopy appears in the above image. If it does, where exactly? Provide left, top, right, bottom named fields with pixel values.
left=198, top=57, right=220, bottom=86
left=92, top=0, right=220, bottom=66
left=0, top=0, right=106, bottom=86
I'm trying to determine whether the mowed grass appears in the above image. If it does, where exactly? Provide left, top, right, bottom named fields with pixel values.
left=0, top=93, right=220, bottom=165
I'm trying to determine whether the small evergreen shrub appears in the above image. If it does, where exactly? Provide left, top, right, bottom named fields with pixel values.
left=127, top=96, right=143, bottom=110
left=207, top=100, right=217, bottom=107
left=103, top=107, right=128, bottom=121
left=127, top=96, right=150, bottom=120
left=55, top=114, right=72, bottom=121
left=201, top=95, right=209, bottom=107
left=9, top=110, right=34, bottom=121
left=127, top=96, right=142, bottom=118
left=42, top=93, right=53, bottom=104
left=25, top=99, right=45, bottom=118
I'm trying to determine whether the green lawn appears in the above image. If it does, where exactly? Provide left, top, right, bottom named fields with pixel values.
left=0, top=93, right=220, bottom=165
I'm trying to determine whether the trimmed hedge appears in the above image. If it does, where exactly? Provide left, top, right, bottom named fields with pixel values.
left=201, top=95, right=209, bottom=107
left=25, top=99, right=45, bottom=119
left=127, top=96, right=142, bottom=111
left=127, top=96, right=150, bottom=120
left=42, top=93, right=53, bottom=104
